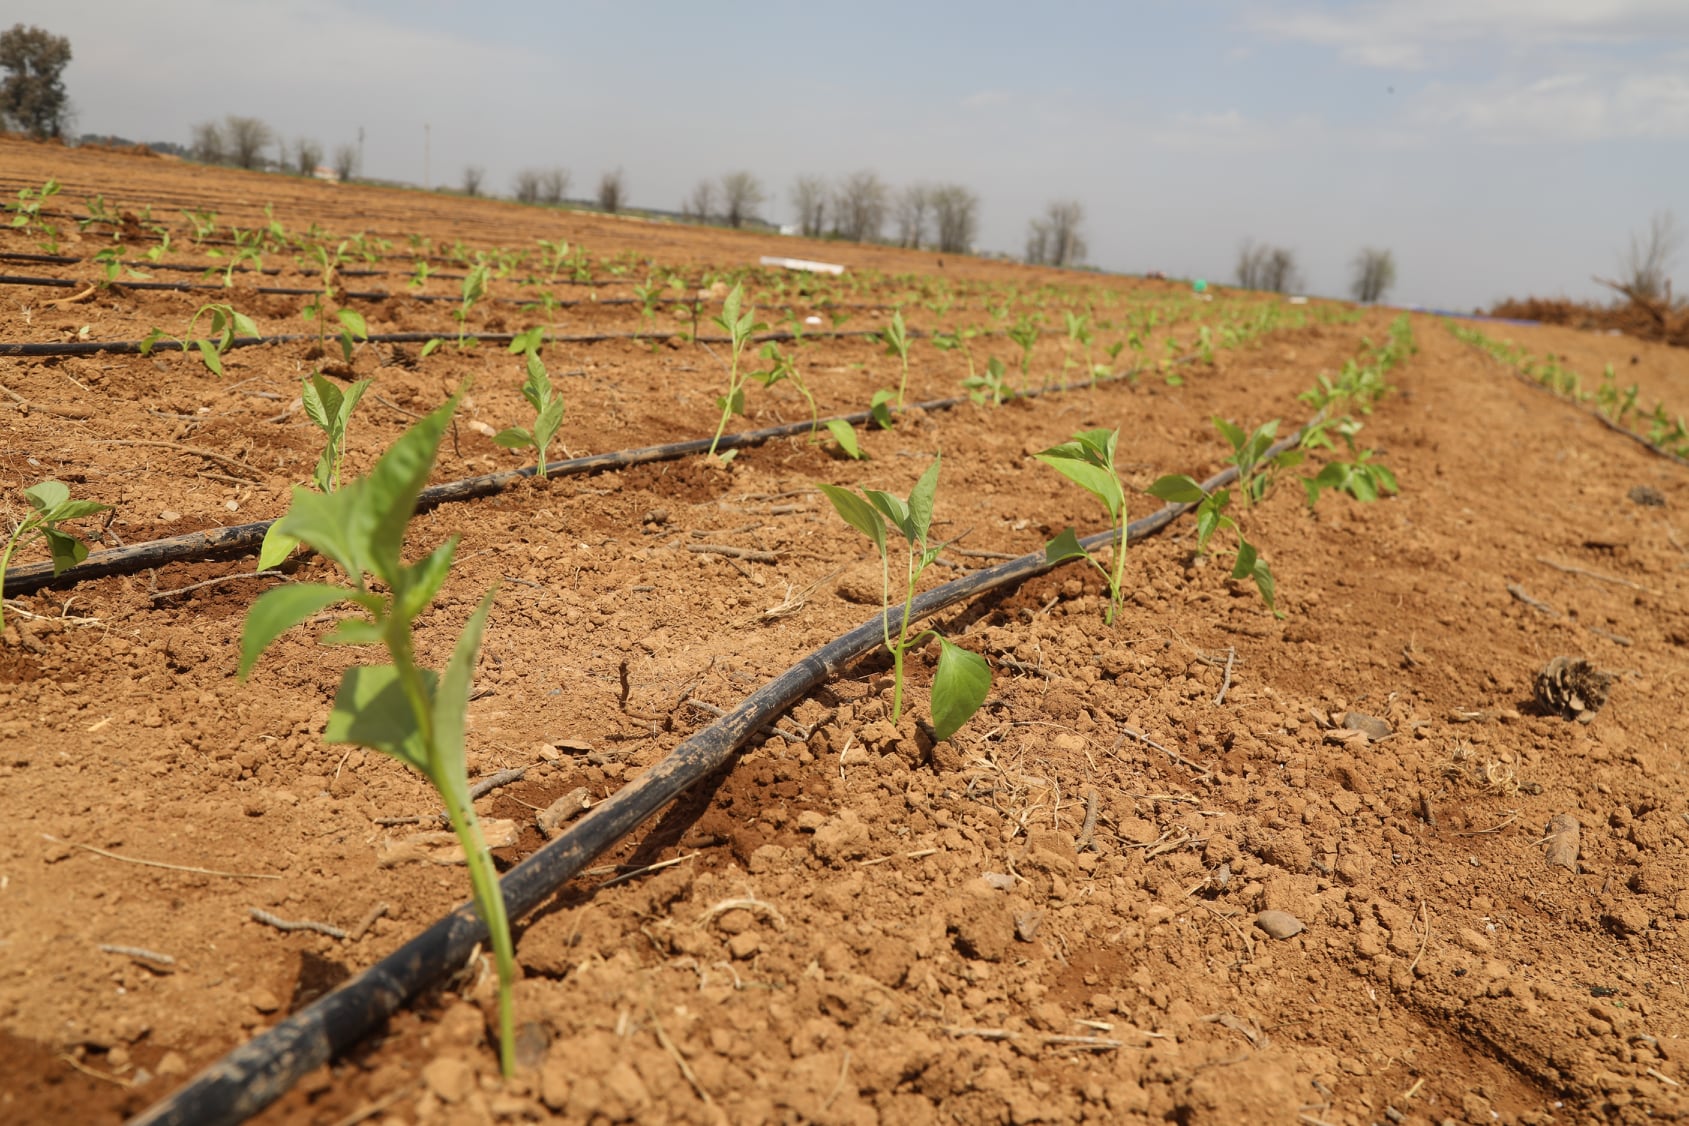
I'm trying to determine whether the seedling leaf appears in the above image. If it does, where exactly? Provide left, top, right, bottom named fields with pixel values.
left=931, top=637, right=991, bottom=741
left=824, top=419, right=864, bottom=459
left=324, top=663, right=435, bottom=772
left=1043, top=526, right=1089, bottom=565
left=1146, top=475, right=1207, bottom=505
left=817, top=483, right=887, bottom=557
left=239, top=582, right=352, bottom=678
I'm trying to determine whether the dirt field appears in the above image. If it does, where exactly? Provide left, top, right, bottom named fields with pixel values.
left=2, top=136, right=1688, bottom=1126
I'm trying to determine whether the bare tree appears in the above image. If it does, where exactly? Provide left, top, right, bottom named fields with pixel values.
left=598, top=168, right=625, bottom=213
left=894, top=184, right=932, bottom=248
left=1237, top=240, right=1302, bottom=293
left=929, top=184, right=979, bottom=254
left=291, top=137, right=323, bottom=177
left=190, top=120, right=225, bottom=164
left=682, top=179, right=716, bottom=223
left=462, top=165, right=485, bottom=197
left=0, top=24, right=73, bottom=139
left=1026, top=200, right=1086, bottom=266
left=538, top=167, right=570, bottom=204
left=513, top=168, right=542, bottom=204
left=1350, top=247, right=1397, bottom=303
left=223, top=115, right=273, bottom=170
left=332, top=143, right=357, bottom=181
left=791, top=175, right=827, bottom=237
left=1617, top=211, right=1680, bottom=303
left=719, top=171, right=763, bottom=228
left=832, top=171, right=888, bottom=242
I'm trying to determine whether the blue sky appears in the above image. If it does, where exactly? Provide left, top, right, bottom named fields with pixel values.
left=12, top=0, right=1689, bottom=310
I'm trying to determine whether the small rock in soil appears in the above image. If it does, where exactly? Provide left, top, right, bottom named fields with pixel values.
left=1543, top=813, right=1580, bottom=871
left=1627, top=484, right=1665, bottom=506
left=1341, top=711, right=1392, bottom=741
left=1255, top=910, right=1305, bottom=940
left=1015, top=910, right=1044, bottom=942
left=422, top=1056, right=476, bottom=1103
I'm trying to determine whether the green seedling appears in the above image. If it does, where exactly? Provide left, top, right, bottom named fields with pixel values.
left=1062, top=310, right=1094, bottom=379
left=1214, top=417, right=1303, bottom=505
left=1007, top=315, right=1040, bottom=385
left=962, top=356, right=1011, bottom=406
left=1145, top=474, right=1279, bottom=616
left=181, top=208, right=217, bottom=243
left=239, top=396, right=518, bottom=1077
left=0, top=481, right=110, bottom=629
left=1036, top=429, right=1130, bottom=624
left=1301, top=419, right=1398, bottom=506
left=816, top=456, right=991, bottom=740
left=301, top=240, right=369, bottom=364
left=9, top=178, right=61, bottom=241
left=1100, top=339, right=1126, bottom=380
left=706, top=283, right=767, bottom=462
left=493, top=328, right=565, bottom=477
left=751, top=342, right=819, bottom=437
left=140, top=302, right=260, bottom=377
left=77, top=193, right=120, bottom=235
left=142, top=225, right=173, bottom=263
left=90, top=245, right=149, bottom=287
left=258, top=373, right=373, bottom=569
left=633, top=275, right=664, bottom=343
left=203, top=225, right=265, bottom=287
left=453, top=262, right=490, bottom=348
left=881, top=310, right=913, bottom=407
left=931, top=326, right=980, bottom=383
left=408, top=258, right=434, bottom=291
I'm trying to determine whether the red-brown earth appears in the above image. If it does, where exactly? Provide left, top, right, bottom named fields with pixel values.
left=2, top=137, right=1688, bottom=1125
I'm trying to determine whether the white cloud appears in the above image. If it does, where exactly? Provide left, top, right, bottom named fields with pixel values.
left=1253, top=0, right=1689, bottom=70
left=1410, top=67, right=1689, bottom=140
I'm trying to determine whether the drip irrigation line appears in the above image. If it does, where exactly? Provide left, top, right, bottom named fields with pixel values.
left=0, top=326, right=894, bottom=359
left=2, top=365, right=1151, bottom=598
left=127, top=414, right=1313, bottom=1126
left=0, top=272, right=890, bottom=316
left=0, top=251, right=78, bottom=265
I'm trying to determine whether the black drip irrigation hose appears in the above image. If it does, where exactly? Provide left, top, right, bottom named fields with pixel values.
left=126, top=418, right=1314, bottom=1126
left=0, top=272, right=894, bottom=315
left=0, top=326, right=893, bottom=359
left=2, top=365, right=1149, bottom=598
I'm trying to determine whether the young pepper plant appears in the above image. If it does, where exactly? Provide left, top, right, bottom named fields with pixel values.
left=0, top=481, right=110, bottom=629
left=139, top=302, right=260, bottom=377
left=816, top=456, right=991, bottom=740
left=705, top=283, right=766, bottom=462
left=258, top=373, right=372, bottom=569
left=1144, top=474, right=1280, bottom=616
left=1036, top=428, right=1130, bottom=625
left=239, top=396, right=519, bottom=1077
left=881, top=309, right=913, bottom=407
left=493, top=327, right=566, bottom=477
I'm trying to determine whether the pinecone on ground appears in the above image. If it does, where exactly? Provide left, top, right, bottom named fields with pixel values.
left=1533, top=657, right=1613, bottom=723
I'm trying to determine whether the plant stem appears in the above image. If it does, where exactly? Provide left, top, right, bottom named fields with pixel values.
left=1107, top=524, right=1128, bottom=625
left=0, top=522, right=35, bottom=628
left=445, top=791, right=516, bottom=1077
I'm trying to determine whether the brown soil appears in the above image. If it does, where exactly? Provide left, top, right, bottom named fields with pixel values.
left=3, top=136, right=1689, bottom=1126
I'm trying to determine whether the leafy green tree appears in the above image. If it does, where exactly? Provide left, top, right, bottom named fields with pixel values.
left=0, top=24, right=72, bottom=139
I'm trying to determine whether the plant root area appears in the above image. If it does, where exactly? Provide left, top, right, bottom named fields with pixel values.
left=2, top=137, right=1688, bottom=1125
